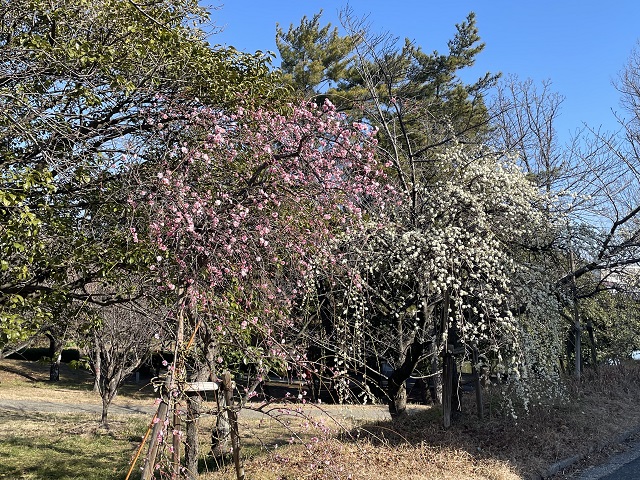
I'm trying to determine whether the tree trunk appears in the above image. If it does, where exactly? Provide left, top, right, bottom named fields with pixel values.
left=211, top=384, right=231, bottom=457
left=100, top=378, right=117, bottom=428
left=92, top=343, right=101, bottom=393
left=101, top=394, right=110, bottom=427
left=183, top=365, right=210, bottom=479
left=429, top=343, right=442, bottom=404
left=46, top=333, right=63, bottom=382
left=224, top=372, right=244, bottom=480
left=184, top=394, right=202, bottom=479
left=49, top=356, right=60, bottom=382
left=472, top=346, right=484, bottom=419
left=386, top=340, right=428, bottom=417
left=574, top=322, right=582, bottom=379
left=387, top=377, right=408, bottom=416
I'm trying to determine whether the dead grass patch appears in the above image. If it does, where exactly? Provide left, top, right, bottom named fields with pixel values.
left=203, top=439, right=520, bottom=480
left=0, top=358, right=156, bottom=406
left=197, top=362, right=640, bottom=479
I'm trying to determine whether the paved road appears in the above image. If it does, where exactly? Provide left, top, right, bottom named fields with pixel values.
left=577, top=438, right=640, bottom=479
left=0, top=398, right=405, bottom=423
left=0, top=399, right=154, bottom=416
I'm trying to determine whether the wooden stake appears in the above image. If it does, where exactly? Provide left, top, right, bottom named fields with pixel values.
left=442, top=345, right=453, bottom=429
left=570, top=251, right=581, bottom=380
left=472, top=346, right=483, bottom=419
left=171, top=402, right=181, bottom=479
left=141, top=393, right=170, bottom=479
left=142, top=295, right=186, bottom=480
left=223, top=372, right=244, bottom=480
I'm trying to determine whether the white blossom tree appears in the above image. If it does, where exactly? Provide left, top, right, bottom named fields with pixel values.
left=283, top=11, right=566, bottom=417
left=310, top=141, right=563, bottom=415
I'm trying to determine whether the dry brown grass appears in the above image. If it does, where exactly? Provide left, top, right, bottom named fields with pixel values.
left=200, top=362, right=640, bottom=480
left=205, top=439, right=521, bottom=480
left=0, top=358, right=155, bottom=405
left=3, top=359, right=640, bottom=479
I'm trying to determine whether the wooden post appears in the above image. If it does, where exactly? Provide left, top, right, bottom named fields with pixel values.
left=223, top=372, right=244, bottom=480
left=442, top=345, right=453, bottom=429
left=171, top=402, right=181, bottom=479
left=141, top=375, right=171, bottom=480
left=586, top=319, right=598, bottom=373
left=142, top=297, right=186, bottom=480
left=570, top=251, right=581, bottom=380
left=472, top=346, right=483, bottom=419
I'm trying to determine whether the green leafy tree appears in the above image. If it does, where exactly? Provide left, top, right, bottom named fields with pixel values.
left=0, top=0, right=282, bottom=356
left=276, top=10, right=356, bottom=97
left=581, top=289, right=640, bottom=364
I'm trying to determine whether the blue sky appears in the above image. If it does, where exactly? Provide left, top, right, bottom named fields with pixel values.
left=207, top=1, right=640, bottom=143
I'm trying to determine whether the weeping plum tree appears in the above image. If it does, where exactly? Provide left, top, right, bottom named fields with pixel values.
left=132, top=98, right=390, bottom=476
left=137, top=99, right=389, bottom=340
left=311, top=142, right=564, bottom=416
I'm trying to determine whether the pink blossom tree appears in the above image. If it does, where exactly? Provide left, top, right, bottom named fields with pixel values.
left=132, top=98, right=390, bottom=477
left=139, top=99, right=388, bottom=340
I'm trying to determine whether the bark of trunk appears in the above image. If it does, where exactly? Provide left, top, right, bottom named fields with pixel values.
left=46, top=333, right=63, bottom=382
left=92, top=344, right=101, bottom=393
left=49, top=357, right=60, bottom=382
left=386, top=340, right=428, bottom=417
left=183, top=361, right=210, bottom=479
left=184, top=394, right=202, bottom=479
left=429, top=344, right=442, bottom=404
left=224, top=372, right=244, bottom=480
left=211, top=386, right=231, bottom=456
left=387, top=378, right=408, bottom=416
left=574, top=322, right=582, bottom=379
left=101, top=395, right=110, bottom=427
left=100, top=378, right=117, bottom=428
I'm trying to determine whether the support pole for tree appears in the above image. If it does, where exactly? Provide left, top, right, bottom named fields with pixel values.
left=223, top=371, right=244, bottom=480
left=141, top=376, right=171, bottom=480
left=586, top=319, right=598, bottom=374
left=142, top=296, right=186, bottom=480
left=570, top=251, right=581, bottom=380
left=172, top=401, right=182, bottom=479
left=472, top=346, right=483, bottom=419
left=172, top=301, right=185, bottom=478
left=442, top=345, right=453, bottom=429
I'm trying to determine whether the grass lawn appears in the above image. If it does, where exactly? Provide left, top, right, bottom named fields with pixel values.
left=0, top=410, right=148, bottom=480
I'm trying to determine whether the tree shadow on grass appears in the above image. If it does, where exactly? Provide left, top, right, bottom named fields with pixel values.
left=0, top=408, right=148, bottom=480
